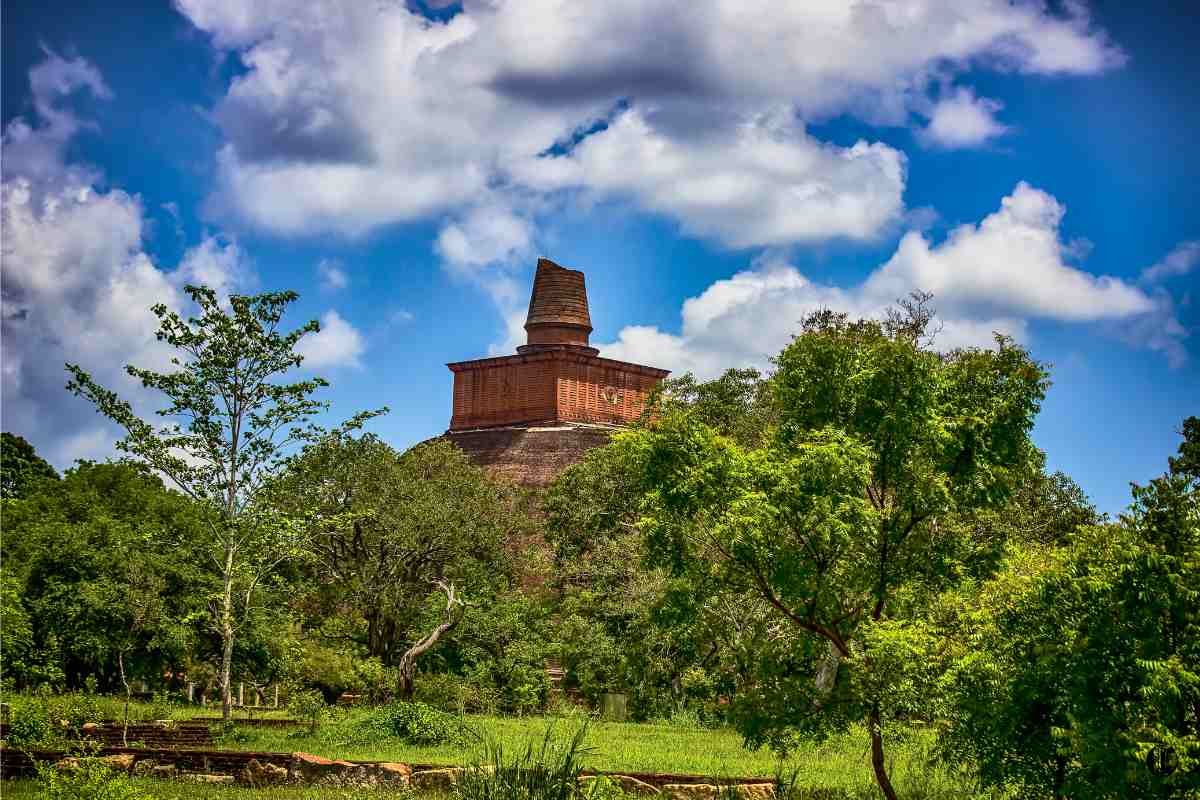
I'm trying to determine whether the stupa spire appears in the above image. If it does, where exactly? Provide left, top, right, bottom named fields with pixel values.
left=518, top=257, right=595, bottom=354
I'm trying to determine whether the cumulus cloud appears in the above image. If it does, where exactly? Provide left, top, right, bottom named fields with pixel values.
left=317, top=258, right=349, bottom=291
left=919, top=88, right=1009, bottom=149
left=175, top=0, right=1122, bottom=247
left=295, top=310, right=366, bottom=369
left=436, top=203, right=535, bottom=272
left=598, top=183, right=1169, bottom=378
left=513, top=108, right=906, bottom=247
left=0, top=54, right=258, bottom=467
left=2, top=49, right=111, bottom=196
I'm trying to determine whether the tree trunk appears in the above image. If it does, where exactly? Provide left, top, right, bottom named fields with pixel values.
left=397, top=661, right=416, bottom=700
left=394, top=580, right=463, bottom=700
left=868, top=704, right=898, bottom=800
left=118, top=651, right=131, bottom=747
left=219, top=542, right=235, bottom=722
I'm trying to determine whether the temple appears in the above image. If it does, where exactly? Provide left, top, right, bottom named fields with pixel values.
left=443, top=258, right=669, bottom=486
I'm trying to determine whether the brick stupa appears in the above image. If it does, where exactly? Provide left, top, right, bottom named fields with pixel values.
left=444, top=258, right=669, bottom=486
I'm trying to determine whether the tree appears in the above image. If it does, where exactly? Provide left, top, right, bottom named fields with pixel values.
left=942, top=417, right=1199, bottom=799
left=1, top=432, right=58, bottom=499
left=65, top=286, right=381, bottom=719
left=271, top=434, right=521, bottom=698
left=0, top=461, right=208, bottom=691
left=619, top=300, right=1047, bottom=799
left=545, top=369, right=782, bottom=720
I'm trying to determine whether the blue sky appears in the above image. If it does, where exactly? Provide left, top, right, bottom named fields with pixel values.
left=3, top=0, right=1197, bottom=516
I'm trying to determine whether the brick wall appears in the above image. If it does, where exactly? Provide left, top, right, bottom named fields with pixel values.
left=442, top=424, right=616, bottom=487
left=448, top=349, right=668, bottom=431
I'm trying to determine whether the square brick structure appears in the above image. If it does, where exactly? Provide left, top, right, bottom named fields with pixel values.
left=444, top=258, right=669, bottom=487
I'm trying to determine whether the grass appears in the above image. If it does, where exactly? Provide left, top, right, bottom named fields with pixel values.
left=216, top=711, right=997, bottom=797
left=2, top=696, right=1002, bottom=798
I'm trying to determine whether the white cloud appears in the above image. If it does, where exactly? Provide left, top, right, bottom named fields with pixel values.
left=436, top=203, right=535, bottom=271
left=1140, top=240, right=1200, bottom=284
left=513, top=107, right=906, bottom=247
left=864, top=182, right=1152, bottom=321
left=175, top=0, right=1121, bottom=248
left=174, top=235, right=247, bottom=296
left=295, top=310, right=365, bottom=369
left=1, top=49, right=111, bottom=196
left=1, top=54, right=252, bottom=468
left=920, top=88, right=1009, bottom=149
left=317, top=258, right=349, bottom=291
left=598, top=183, right=1169, bottom=378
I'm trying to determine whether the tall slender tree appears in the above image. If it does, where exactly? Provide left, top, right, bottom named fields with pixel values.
left=66, top=285, right=381, bottom=719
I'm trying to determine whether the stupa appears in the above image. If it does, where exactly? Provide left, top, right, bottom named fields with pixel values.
left=444, top=257, right=670, bottom=486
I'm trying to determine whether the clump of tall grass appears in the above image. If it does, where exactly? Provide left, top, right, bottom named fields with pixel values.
left=455, top=724, right=591, bottom=800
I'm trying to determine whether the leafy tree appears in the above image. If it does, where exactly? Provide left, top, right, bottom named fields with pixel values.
left=545, top=371, right=779, bottom=719
left=619, top=300, right=1047, bottom=798
left=1, top=432, right=58, bottom=498
left=65, top=286, right=381, bottom=719
left=942, top=417, right=1199, bottom=799
left=1, top=461, right=208, bottom=691
left=271, top=434, right=522, bottom=698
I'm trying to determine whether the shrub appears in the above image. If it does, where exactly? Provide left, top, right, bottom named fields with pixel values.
left=385, top=701, right=465, bottom=745
left=48, top=692, right=104, bottom=732
left=340, top=701, right=465, bottom=746
left=415, top=673, right=500, bottom=716
left=34, top=757, right=149, bottom=800
left=287, top=688, right=328, bottom=733
left=4, top=696, right=58, bottom=748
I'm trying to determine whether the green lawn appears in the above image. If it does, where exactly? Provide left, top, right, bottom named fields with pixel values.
left=2, top=698, right=999, bottom=798
left=216, top=713, right=994, bottom=797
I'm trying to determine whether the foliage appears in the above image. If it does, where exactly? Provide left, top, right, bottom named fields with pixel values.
left=413, top=672, right=502, bottom=716
left=545, top=373, right=780, bottom=721
left=3, top=694, right=60, bottom=748
left=447, top=592, right=552, bottom=715
left=940, top=416, right=1200, bottom=799
left=271, top=433, right=520, bottom=697
left=346, top=701, right=466, bottom=746
left=287, top=688, right=328, bottom=732
left=1, top=432, right=58, bottom=499
left=65, top=285, right=382, bottom=719
left=1, top=462, right=209, bottom=691
left=34, top=756, right=148, bottom=800
left=455, top=725, right=590, bottom=800
left=618, top=299, right=1047, bottom=799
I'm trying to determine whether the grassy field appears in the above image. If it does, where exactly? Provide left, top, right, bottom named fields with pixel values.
left=216, top=712, right=993, bottom=797
left=2, top=697, right=999, bottom=798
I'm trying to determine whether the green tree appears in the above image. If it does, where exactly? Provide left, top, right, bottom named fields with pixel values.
left=942, top=417, right=1199, bottom=799
left=271, top=434, right=521, bottom=698
left=545, top=370, right=779, bottom=720
left=1, top=432, right=58, bottom=499
left=65, top=286, right=381, bottom=719
left=620, top=300, right=1047, bottom=798
left=1, top=461, right=208, bottom=691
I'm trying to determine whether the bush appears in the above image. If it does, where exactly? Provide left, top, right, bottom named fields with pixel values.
left=35, top=757, right=148, bottom=800
left=4, top=696, right=58, bottom=748
left=47, top=692, right=105, bottom=731
left=414, top=673, right=500, bottom=716
left=385, top=701, right=465, bottom=745
left=287, top=688, right=327, bottom=732
left=339, top=701, right=465, bottom=746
